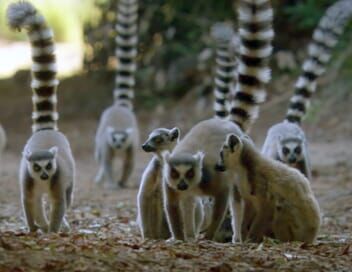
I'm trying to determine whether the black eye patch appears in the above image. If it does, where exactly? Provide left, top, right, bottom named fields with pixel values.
left=33, top=163, right=41, bottom=172
left=153, top=136, right=163, bottom=144
left=282, top=147, right=290, bottom=155
left=46, top=162, right=52, bottom=170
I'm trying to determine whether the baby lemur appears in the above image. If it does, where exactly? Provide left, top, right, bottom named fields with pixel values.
left=94, top=0, right=139, bottom=188
left=216, top=134, right=321, bottom=243
left=7, top=1, right=75, bottom=233
left=263, top=0, right=352, bottom=179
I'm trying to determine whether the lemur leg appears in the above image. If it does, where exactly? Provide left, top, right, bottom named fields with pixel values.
left=33, top=196, right=48, bottom=232
left=194, top=198, right=204, bottom=237
left=138, top=189, right=154, bottom=239
left=94, top=149, right=104, bottom=184
left=181, top=197, right=197, bottom=240
left=230, top=185, right=244, bottom=243
left=22, top=193, right=38, bottom=232
left=119, top=147, right=135, bottom=188
left=204, top=189, right=229, bottom=240
left=246, top=199, right=270, bottom=242
left=163, top=184, right=185, bottom=241
left=102, top=149, right=115, bottom=188
left=48, top=192, right=66, bottom=233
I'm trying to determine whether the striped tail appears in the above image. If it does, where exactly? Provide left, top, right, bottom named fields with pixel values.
left=229, top=0, right=274, bottom=132
left=114, top=0, right=139, bottom=109
left=7, top=1, right=58, bottom=133
left=211, top=23, right=238, bottom=119
left=286, top=0, right=352, bottom=124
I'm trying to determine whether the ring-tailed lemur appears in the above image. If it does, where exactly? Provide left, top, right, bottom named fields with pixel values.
left=211, top=22, right=238, bottom=119
left=262, top=0, right=352, bottom=179
left=138, top=128, right=204, bottom=241
left=7, top=1, right=75, bottom=233
left=137, top=128, right=179, bottom=239
left=215, top=134, right=321, bottom=243
left=95, top=0, right=139, bottom=188
left=162, top=0, right=273, bottom=242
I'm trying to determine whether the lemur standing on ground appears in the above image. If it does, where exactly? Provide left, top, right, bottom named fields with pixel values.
left=262, top=0, right=352, bottom=180
left=162, top=0, right=274, bottom=242
left=215, top=134, right=320, bottom=243
left=7, top=1, right=75, bottom=233
left=95, top=0, right=139, bottom=189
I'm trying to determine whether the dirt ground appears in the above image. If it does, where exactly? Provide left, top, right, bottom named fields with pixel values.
left=0, top=71, right=352, bottom=271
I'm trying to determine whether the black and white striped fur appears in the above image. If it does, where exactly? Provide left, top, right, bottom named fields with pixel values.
left=211, top=23, right=238, bottom=119
left=114, top=0, right=138, bottom=109
left=287, top=0, right=352, bottom=123
left=263, top=0, right=352, bottom=179
left=94, top=0, right=139, bottom=188
left=161, top=0, right=273, bottom=243
left=229, top=0, right=274, bottom=132
left=7, top=1, right=75, bottom=233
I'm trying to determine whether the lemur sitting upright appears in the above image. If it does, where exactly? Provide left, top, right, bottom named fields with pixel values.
left=262, top=0, right=352, bottom=180
left=215, top=134, right=321, bottom=243
left=95, top=0, right=139, bottom=188
left=162, top=0, right=274, bottom=242
left=7, top=1, right=75, bottom=233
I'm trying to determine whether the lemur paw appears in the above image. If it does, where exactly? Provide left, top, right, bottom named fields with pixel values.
left=166, top=237, right=184, bottom=244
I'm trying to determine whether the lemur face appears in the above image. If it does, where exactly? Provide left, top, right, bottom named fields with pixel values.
left=107, top=127, right=133, bottom=149
left=215, top=134, right=242, bottom=172
left=24, top=146, right=58, bottom=181
left=142, top=127, right=180, bottom=154
left=277, top=138, right=303, bottom=165
left=163, top=152, right=204, bottom=191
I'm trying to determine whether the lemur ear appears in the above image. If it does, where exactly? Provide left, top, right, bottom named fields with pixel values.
left=49, top=146, right=58, bottom=157
left=226, top=134, right=240, bottom=152
left=107, top=126, right=115, bottom=134
left=193, top=151, right=205, bottom=165
left=23, top=149, right=32, bottom=160
left=169, top=127, right=180, bottom=141
left=125, top=127, right=133, bottom=135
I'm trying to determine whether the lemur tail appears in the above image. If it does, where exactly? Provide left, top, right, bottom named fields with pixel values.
left=211, top=23, right=238, bottom=119
left=286, top=0, right=352, bottom=124
left=114, top=0, right=139, bottom=109
left=229, top=0, right=274, bottom=132
left=7, top=1, right=59, bottom=133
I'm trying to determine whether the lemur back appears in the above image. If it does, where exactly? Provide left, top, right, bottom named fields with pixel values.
left=94, top=0, right=139, bottom=188
left=262, top=0, right=352, bottom=178
left=7, top=1, right=75, bottom=233
left=211, top=23, right=238, bottom=119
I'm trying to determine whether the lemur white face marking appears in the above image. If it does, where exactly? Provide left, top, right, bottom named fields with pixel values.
left=107, top=126, right=133, bottom=149
left=215, top=134, right=243, bottom=172
left=163, top=151, right=204, bottom=191
left=142, top=127, right=180, bottom=154
left=277, top=137, right=303, bottom=165
left=24, top=146, right=58, bottom=181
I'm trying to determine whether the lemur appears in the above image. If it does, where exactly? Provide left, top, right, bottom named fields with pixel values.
left=215, top=134, right=321, bottom=243
left=137, top=127, right=179, bottom=240
left=138, top=128, right=204, bottom=240
left=262, top=0, right=352, bottom=180
left=95, top=0, right=139, bottom=188
left=0, top=124, right=6, bottom=160
left=7, top=1, right=75, bottom=233
left=162, top=0, right=273, bottom=242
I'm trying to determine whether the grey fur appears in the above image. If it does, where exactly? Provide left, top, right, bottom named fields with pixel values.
left=95, top=104, right=139, bottom=188
left=262, top=121, right=312, bottom=180
left=216, top=134, right=321, bottom=243
left=162, top=118, right=244, bottom=241
left=20, top=131, right=75, bottom=233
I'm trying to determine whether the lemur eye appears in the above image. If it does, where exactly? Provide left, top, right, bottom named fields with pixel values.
left=294, top=146, right=301, bottom=154
left=186, top=168, right=195, bottom=179
left=46, top=162, right=52, bottom=170
left=282, top=147, right=290, bottom=155
left=153, top=137, right=163, bottom=144
left=170, top=168, right=179, bottom=179
left=33, top=163, right=41, bottom=172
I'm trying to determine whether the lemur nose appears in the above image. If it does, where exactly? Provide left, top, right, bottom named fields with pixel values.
left=177, top=180, right=188, bottom=191
left=288, top=157, right=297, bottom=164
left=41, top=173, right=49, bottom=180
left=215, top=163, right=226, bottom=172
left=142, top=144, right=154, bottom=152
